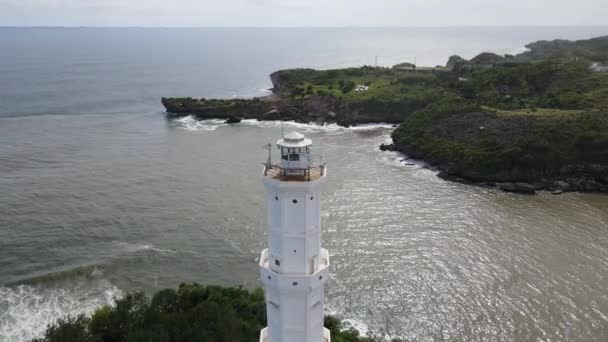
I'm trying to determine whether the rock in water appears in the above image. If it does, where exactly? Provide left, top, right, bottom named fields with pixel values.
left=379, top=143, right=394, bottom=151
left=499, top=182, right=537, bottom=194
left=262, top=109, right=281, bottom=120
left=225, top=116, right=242, bottom=124
left=552, top=180, right=570, bottom=191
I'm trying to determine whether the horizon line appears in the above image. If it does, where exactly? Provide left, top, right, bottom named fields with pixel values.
left=1, top=25, right=608, bottom=29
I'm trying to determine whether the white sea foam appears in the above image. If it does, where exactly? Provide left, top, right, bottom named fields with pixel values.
left=240, top=119, right=395, bottom=132
left=325, top=306, right=371, bottom=337
left=238, top=119, right=343, bottom=132
left=174, top=117, right=395, bottom=133
left=172, top=116, right=228, bottom=131
left=0, top=281, right=122, bottom=342
left=113, top=241, right=177, bottom=254
left=325, top=305, right=404, bottom=341
left=340, top=318, right=370, bottom=336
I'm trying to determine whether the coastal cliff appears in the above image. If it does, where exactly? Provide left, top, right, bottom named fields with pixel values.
left=162, top=95, right=362, bottom=126
left=162, top=35, right=608, bottom=193
left=387, top=99, right=608, bottom=193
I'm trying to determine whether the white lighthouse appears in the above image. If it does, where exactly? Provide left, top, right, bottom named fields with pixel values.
left=259, top=131, right=331, bottom=342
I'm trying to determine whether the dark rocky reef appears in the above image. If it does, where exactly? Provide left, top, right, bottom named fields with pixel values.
left=225, top=116, right=242, bottom=124
left=161, top=95, right=376, bottom=127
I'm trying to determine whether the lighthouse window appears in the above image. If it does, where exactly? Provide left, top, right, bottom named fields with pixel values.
left=292, top=282, right=298, bottom=286
left=310, top=196, right=314, bottom=200
left=319, top=275, right=323, bottom=280
left=275, top=259, right=280, bottom=266
left=293, top=249, right=297, bottom=253
left=268, top=275, right=271, bottom=280
left=275, top=196, right=278, bottom=200
left=292, top=199, right=298, bottom=204
left=282, top=149, right=300, bottom=161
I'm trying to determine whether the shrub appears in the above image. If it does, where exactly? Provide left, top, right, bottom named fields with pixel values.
left=34, top=284, right=377, bottom=342
left=341, top=81, right=356, bottom=93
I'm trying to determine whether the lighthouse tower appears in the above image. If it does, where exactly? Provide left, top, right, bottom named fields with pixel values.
left=259, top=131, right=331, bottom=342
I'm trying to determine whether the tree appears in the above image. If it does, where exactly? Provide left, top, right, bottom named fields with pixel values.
left=34, top=284, right=377, bottom=342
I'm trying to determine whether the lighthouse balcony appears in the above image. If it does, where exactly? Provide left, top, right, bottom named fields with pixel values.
left=263, top=163, right=326, bottom=182
left=259, top=248, right=329, bottom=275
left=259, top=248, right=330, bottom=291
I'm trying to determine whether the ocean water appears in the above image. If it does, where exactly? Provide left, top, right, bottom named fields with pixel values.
left=1, top=27, right=608, bottom=341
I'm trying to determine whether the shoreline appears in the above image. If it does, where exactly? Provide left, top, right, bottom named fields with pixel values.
left=163, top=35, right=608, bottom=195
left=382, top=143, right=608, bottom=194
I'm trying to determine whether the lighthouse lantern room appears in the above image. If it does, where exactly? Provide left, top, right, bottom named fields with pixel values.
left=259, top=131, right=330, bottom=342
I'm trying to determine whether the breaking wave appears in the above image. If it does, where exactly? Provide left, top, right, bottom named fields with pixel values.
left=171, top=116, right=228, bottom=131
left=325, top=305, right=378, bottom=339
left=235, top=119, right=395, bottom=132
left=326, top=305, right=403, bottom=341
left=112, top=241, right=177, bottom=255
left=171, top=116, right=395, bottom=133
left=0, top=278, right=121, bottom=342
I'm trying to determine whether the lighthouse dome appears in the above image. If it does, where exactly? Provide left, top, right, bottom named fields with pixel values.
left=277, top=131, right=312, bottom=148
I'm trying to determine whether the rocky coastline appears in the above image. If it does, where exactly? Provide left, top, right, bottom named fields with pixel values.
left=161, top=95, right=375, bottom=127
left=381, top=141, right=608, bottom=194
left=163, top=35, right=608, bottom=194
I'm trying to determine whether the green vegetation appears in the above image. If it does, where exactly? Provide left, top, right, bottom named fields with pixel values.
left=391, top=98, right=608, bottom=182
left=454, top=60, right=606, bottom=110
left=518, top=36, right=608, bottom=62
left=33, top=284, right=389, bottom=342
left=270, top=66, right=449, bottom=124
left=162, top=35, right=608, bottom=190
left=268, top=57, right=608, bottom=126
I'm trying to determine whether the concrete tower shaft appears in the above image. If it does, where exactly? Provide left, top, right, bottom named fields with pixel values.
left=259, top=131, right=330, bottom=342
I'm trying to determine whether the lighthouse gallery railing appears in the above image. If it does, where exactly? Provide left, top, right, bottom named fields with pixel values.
left=263, top=155, right=326, bottom=181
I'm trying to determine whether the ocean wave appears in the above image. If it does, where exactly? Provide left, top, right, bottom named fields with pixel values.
left=170, top=116, right=228, bottom=131
left=9, top=243, right=175, bottom=287
left=326, top=305, right=407, bottom=341
left=238, top=119, right=344, bottom=132
left=239, top=119, right=395, bottom=132
left=171, top=116, right=395, bottom=133
left=341, top=318, right=370, bottom=336
left=0, top=280, right=121, bottom=342
left=325, top=305, right=373, bottom=338
left=9, top=264, right=109, bottom=287
left=113, top=241, right=177, bottom=255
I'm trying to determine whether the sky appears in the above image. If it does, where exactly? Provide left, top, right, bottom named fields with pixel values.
left=0, top=0, right=607, bottom=27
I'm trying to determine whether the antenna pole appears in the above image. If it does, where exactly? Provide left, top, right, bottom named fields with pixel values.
left=277, top=109, right=284, bottom=138
left=268, top=144, right=272, bottom=166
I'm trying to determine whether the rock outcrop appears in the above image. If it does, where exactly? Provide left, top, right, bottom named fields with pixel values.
left=498, top=182, right=537, bottom=194
left=225, top=116, right=242, bottom=124
left=446, top=55, right=467, bottom=69
left=162, top=94, right=404, bottom=127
